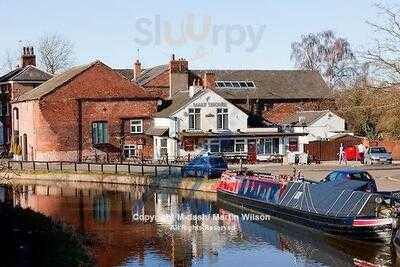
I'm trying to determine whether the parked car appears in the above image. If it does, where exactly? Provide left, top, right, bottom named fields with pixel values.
left=363, top=146, right=392, bottom=165
left=182, top=153, right=228, bottom=179
left=321, top=169, right=377, bottom=192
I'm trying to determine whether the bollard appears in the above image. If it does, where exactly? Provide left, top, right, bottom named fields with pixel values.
left=46, top=162, right=49, bottom=171
left=155, top=165, right=158, bottom=176
left=60, top=161, right=63, bottom=171
left=101, top=164, right=104, bottom=173
left=115, top=164, right=118, bottom=174
left=74, top=162, right=77, bottom=172
left=33, top=161, right=35, bottom=171
left=20, top=161, right=23, bottom=170
left=128, top=164, right=131, bottom=174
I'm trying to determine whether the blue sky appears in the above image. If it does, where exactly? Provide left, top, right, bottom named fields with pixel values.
left=0, top=0, right=397, bottom=71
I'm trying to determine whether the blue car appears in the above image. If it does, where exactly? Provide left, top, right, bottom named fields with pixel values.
left=182, top=153, right=228, bottom=179
left=321, top=168, right=378, bottom=193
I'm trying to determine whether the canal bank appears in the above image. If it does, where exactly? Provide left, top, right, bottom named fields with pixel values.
left=2, top=170, right=219, bottom=193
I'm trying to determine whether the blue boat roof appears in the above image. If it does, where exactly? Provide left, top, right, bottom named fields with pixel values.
left=333, top=168, right=368, bottom=174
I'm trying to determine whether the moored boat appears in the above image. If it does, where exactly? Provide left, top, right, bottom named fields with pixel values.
left=217, top=170, right=398, bottom=242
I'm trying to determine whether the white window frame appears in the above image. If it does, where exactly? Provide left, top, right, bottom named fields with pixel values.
left=188, top=108, right=201, bottom=131
left=124, top=144, right=140, bottom=158
left=160, top=138, right=168, bottom=156
left=217, top=108, right=229, bottom=130
left=235, top=139, right=245, bottom=153
left=130, top=119, right=143, bottom=134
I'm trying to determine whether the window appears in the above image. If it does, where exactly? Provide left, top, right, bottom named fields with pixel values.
left=235, top=139, right=245, bottom=152
left=217, top=108, right=228, bottom=130
left=216, top=82, right=225, bottom=88
left=214, top=81, right=256, bottom=89
left=289, top=137, right=298, bottom=152
left=130, top=119, right=143, bottom=133
left=160, top=138, right=168, bottom=156
left=257, top=138, right=280, bottom=155
left=221, top=140, right=234, bottom=153
left=92, top=122, right=108, bottom=144
left=232, top=82, right=240, bottom=88
left=188, top=108, right=201, bottom=130
left=210, top=140, right=220, bottom=153
left=124, top=145, right=140, bottom=158
left=246, top=81, right=255, bottom=88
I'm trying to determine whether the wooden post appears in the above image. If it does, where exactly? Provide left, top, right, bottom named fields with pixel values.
left=33, top=161, right=36, bottom=171
left=60, top=161, right=63, bottom=171
left=46, top=162, right=49, bottom=171
left=74, top=162, right=77, bottom=172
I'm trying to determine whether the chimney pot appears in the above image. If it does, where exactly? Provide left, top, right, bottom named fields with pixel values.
left=21, top=46, right=36, bottom=67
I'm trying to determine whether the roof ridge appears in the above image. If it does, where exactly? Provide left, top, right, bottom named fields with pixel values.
left=14, top=61, right=99, bottom=102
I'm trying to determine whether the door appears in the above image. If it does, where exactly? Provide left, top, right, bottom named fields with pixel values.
left=22, top=134, right=28, bottom=161
left=247, top=139, right=257, bottom=163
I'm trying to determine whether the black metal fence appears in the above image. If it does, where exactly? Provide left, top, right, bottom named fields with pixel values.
left=7, top=160, right=184, bottom=177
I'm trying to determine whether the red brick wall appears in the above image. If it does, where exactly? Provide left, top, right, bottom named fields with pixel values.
left=81, top=100, right=156, bottom=160
left=11, top=83, right=36, bottom=100
left=15, top=62, right=157, bottom=161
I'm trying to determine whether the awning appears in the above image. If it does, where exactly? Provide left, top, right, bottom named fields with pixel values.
left=145, top=127, right=169, bottom=136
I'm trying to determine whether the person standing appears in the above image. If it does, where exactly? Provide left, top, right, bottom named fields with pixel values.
left=338, top=143, right=347, bottom=165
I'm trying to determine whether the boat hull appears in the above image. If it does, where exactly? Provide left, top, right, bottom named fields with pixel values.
left=218, top=190, right=393, bottom=242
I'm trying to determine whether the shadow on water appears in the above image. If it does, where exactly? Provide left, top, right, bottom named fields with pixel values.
left=0, top=179, right=398, bottom=267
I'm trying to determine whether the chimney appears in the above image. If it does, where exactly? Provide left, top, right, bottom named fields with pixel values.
left=21, top=46, right=36, bottom=67
left=189, top=79, right=203, bottom=98
left=203, top=72, right=216, bottom=89
left=169, top=54, right=189, bottom=98
left=133, top=59, right=142, bottom=81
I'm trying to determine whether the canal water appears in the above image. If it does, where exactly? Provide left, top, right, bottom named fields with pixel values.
left=0, top=180, right=397, bottom=267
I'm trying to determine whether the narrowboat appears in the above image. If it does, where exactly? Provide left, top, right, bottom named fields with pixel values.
left=217, top=170, right=398, bottom=242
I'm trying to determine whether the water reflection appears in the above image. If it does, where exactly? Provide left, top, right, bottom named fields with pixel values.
left=0, top=180, right=397, bottom=267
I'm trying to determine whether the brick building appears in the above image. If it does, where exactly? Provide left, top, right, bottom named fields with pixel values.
left=116, top=55, right=333, bottom=161
left=116, top=55, right=333, bottom=123
left=12, top=61, right=159, bottom=161
left=0, top=47, right=52, bottom=148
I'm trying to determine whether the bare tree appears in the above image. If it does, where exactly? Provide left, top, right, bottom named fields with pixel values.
left=364, top=3, right=400, bottom=86
left=291, top=30, right=356, bottom=89
left=0, top=50, right=18, bottom=75
left=37, top=33, right=74, bottom=74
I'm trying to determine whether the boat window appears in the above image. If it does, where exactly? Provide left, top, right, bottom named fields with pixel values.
left=326, top=172, right=348, bottom=182
left=350, top=172, right=373, bottom=181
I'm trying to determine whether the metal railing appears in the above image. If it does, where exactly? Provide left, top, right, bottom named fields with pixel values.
left=7, top=160, right=184, bottom=177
